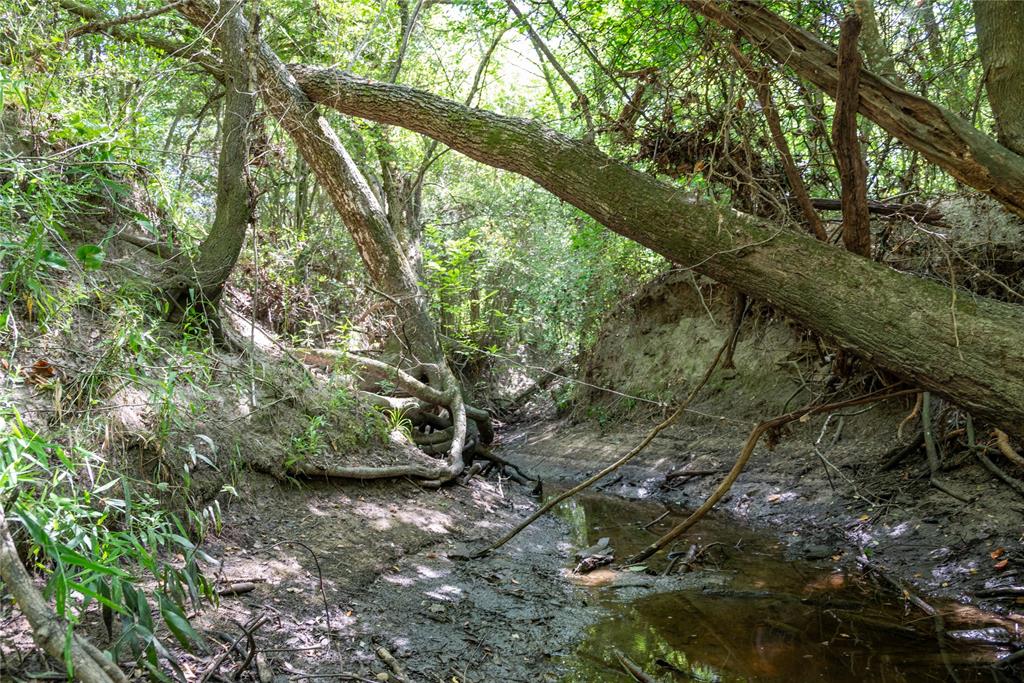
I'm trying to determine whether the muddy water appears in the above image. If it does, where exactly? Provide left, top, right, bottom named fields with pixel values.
left=549, top=490, right=1014, bottom=682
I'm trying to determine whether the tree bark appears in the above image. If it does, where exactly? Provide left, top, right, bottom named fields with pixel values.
left=853, top=0, right=902, bottom=87
left=167, top=0, right=254, bottom=312
left=832, top=15, right=872, bottom=257
left=177, top=0, right=472, bottom=478
left=0, top=507, right=128, bottom=683
left=683, top=0, right=1024, bottom=219
left=974, top=0, right=1024, bottom=156
left=285, top=64, right=1024, bottom=435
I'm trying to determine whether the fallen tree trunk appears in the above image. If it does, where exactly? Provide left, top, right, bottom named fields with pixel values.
left=285, top=65, right=1024, bottom=435
left=682, top=0, right=1024, bottom=219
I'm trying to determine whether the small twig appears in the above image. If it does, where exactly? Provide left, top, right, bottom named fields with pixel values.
left=664, top=469, right=718, bottom=481
left=265, top=541, right=335, bottom=656
left=859, top=557, right=960, bottom=682
left=232, top=618, right=264, bottom=680
left=612, top=648, right=661, bottom=683
left=65, top=0, right=185, bottom=39
left=975, top=450, right=1024, bottom=500
left=642, top=510, right=670, bottom=530
left=976, top=587, right=1024, bottom=598
left=922, top=392, right=972, bottom=502
left=200, top=616, right=268, bottom=683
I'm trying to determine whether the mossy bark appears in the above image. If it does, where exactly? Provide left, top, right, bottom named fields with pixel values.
left=974, top=0, right=1024, bottom=156
left=167, top=0, right=253, bottom=318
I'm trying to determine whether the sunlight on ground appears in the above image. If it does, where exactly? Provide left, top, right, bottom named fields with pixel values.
left=352, top=500, right=453, bottom=533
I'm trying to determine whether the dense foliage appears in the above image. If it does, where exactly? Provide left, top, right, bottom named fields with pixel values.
left=1, top=0, right=1022, bottom=679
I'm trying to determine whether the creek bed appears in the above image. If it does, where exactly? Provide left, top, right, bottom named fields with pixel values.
left=548, top=489, right=1018, bottom=682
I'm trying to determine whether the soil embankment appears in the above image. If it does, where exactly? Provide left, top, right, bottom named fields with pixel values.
left=519, top=270, right=1024, bottom=609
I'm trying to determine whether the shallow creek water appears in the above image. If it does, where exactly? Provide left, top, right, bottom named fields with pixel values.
left=548, top=490, right=1014, bottom=682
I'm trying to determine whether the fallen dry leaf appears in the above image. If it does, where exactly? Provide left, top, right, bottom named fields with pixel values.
left=24, top=359, right=56, bottom=385
left=994, top=559, right=1010, bottom=571
left=991, top=547, right=1005, bottom=560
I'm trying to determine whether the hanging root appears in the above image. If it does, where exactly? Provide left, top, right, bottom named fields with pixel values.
left=624, top=386, right=917, bottom=565
left=993, top=429, right=1024, bottom=468
left=0, top=507, right=129, bottom=683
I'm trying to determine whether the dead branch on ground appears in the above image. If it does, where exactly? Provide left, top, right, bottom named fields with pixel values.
left=625, top=387, right=917, bottom=564
left=469, top=336, right=731, bottom=559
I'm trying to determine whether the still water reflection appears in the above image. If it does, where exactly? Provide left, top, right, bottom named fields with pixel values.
left=551, top=491, right=1016, bottom=682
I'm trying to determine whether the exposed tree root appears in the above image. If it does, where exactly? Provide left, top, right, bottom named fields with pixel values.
left=469, top=336, right=731, bottom=559
left=292, top=462, right=451, bottom=481
left=0, top=506, right=128, bottom=683
left=922, top=392, right=972, bottom=503
left=287, top=349, right=495, bottom=484
left=625, top=387, right=917, bottom=564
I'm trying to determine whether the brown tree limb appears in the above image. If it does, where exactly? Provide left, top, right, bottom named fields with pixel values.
left=806, top=198, right=947, bottom=228
left=993, top=428, right=1024, bottom=468
left=287, top=62, right=1024, bottom=437
left=832, top=14, right=872, bottom=257
left=470, top=336, right=730, bottom=559
left=57, top=0, right=224, bottom=81
left=728, top=43, right=827, bottom=241
left=684, top=0, right=1024, bottom=219
left=625, top=387, right=917, bottom=564
left=974, top=449, right=1024, bottom=500
left=64, top=1, right=185, bottom=40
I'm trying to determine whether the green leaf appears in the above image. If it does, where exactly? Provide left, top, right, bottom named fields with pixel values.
left=159, top=595, right=204, bottom=651
left=75, top=244, right=105, bottom=270
left=41, top=249, right=67, bottom=270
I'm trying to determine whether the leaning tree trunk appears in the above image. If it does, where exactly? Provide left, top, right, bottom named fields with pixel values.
left=682, top=0, right=1024, bottom=219
left=279, top=64, right=1024, bottom=436
left=177, top=0, right=485, bottom=479
left=974, top=0, right=1024, bottom=156
left=165, top=0, right=253, bottom=320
